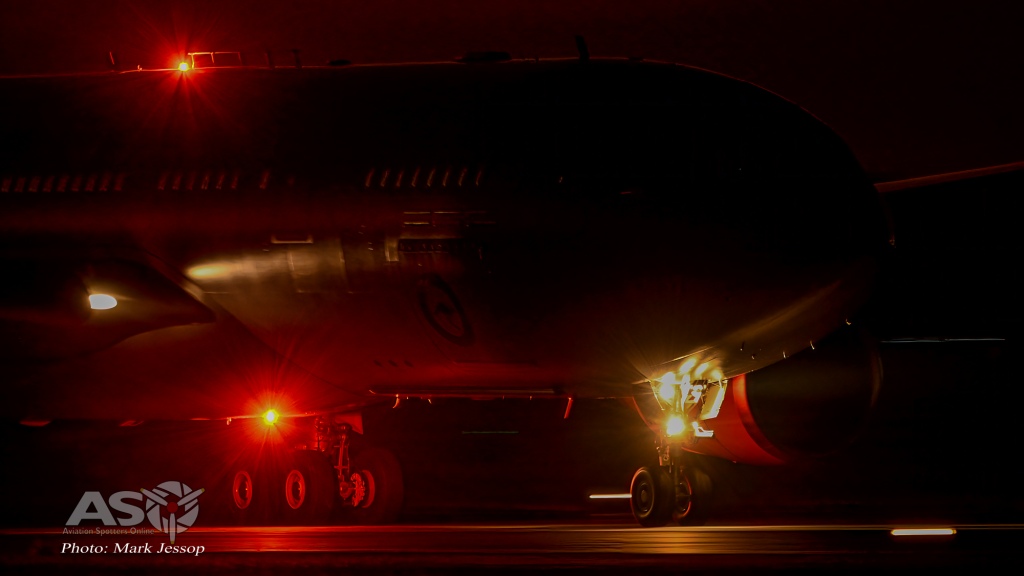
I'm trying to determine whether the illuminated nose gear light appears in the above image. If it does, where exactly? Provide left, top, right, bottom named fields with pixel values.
left=694, top=362, right=710, bottom=378
left=178, top=62, right=189, bottom=72
left=658, top=381, right=677, bottom=402
left=651, top=358, right=729, bottom=442
left=89, top=294, right=117, bottom=310
left=679, top=357, right=698, bottom=374
left=263, top=409, right=279, bottom=425
left=666, top=414, right=685, bottom=436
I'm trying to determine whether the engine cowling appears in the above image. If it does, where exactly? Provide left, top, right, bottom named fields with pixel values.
left=740, top=326, right=882, bottom=458
left=636, top=326, right=882, bottom=465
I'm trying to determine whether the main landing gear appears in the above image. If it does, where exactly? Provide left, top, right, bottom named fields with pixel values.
left=320, top=417, right=405, bottom=525
left=630, top=439, right=711, bottom=527
left=217, top=414, right=404, bottom=525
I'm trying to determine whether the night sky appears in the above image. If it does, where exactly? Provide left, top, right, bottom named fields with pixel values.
left=2, top=1, right=1023, bottom=181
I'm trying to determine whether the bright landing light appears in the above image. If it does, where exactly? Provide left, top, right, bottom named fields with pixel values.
left=178, top=62, right=189, bottom=72
left=88, top=294, right=117, bottom=310
left=263, top=409, right=279, bottom=425
left=658, top=381, right=677, bottom=402
left=666, top=414, right=685, bottom=436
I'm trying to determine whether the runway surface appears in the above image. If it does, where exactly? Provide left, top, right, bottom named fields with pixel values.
left=3, top=517, right=1022, bottom=574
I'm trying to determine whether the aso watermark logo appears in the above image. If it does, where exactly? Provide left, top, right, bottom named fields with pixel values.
left=66, top=480, right=204, bottom=544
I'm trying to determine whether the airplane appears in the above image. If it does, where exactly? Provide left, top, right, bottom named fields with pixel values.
left=2, top=46, right=1003, bottom=528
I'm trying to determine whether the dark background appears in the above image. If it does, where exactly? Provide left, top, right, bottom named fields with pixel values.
left=1, top=1, right=1021, bottom=527
left=2, top=1, right=1023, bottom=181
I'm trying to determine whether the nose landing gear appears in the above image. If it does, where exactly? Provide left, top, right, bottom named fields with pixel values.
left=630, top=440, right=712, bottom=527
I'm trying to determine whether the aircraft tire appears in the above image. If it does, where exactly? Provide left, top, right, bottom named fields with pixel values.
left=344, top=447, right=404, bottom=525
left=219, top=457, right=277, bottom=526
left=280, top=450, right=337, bottom=525
left=673, top=465, right=712, bottom=526
left=630, top=466, right=674, bottom=527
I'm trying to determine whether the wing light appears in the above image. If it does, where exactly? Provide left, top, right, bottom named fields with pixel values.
left=88, top=294, right=118, bottom=310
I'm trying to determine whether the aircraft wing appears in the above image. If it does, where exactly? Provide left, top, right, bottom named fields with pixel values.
left=868, top=160, right=1021, bottom=343
left=873, top=159, right=1024, bottom=193
left=0, top=253, right=215, bottom=361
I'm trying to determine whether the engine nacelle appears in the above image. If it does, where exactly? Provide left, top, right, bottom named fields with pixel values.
left=636, top=326, right=882, bottom=465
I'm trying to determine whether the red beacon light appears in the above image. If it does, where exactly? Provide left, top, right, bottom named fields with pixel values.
left=263, top=409, right=279, bottom=425
left=178, top=62, right=190, bottom=72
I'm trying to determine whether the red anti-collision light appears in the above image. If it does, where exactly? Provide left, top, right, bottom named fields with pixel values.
left=263, top=409, right=279, bottom=425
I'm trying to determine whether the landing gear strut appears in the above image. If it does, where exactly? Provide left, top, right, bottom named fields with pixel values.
left=630, top=439, right=711, bottom=527
left=315, top=416, right=405, bottom=524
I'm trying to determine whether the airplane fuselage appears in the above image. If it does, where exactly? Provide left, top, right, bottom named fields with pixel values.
left=1, top=59, right=889, bottom=424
